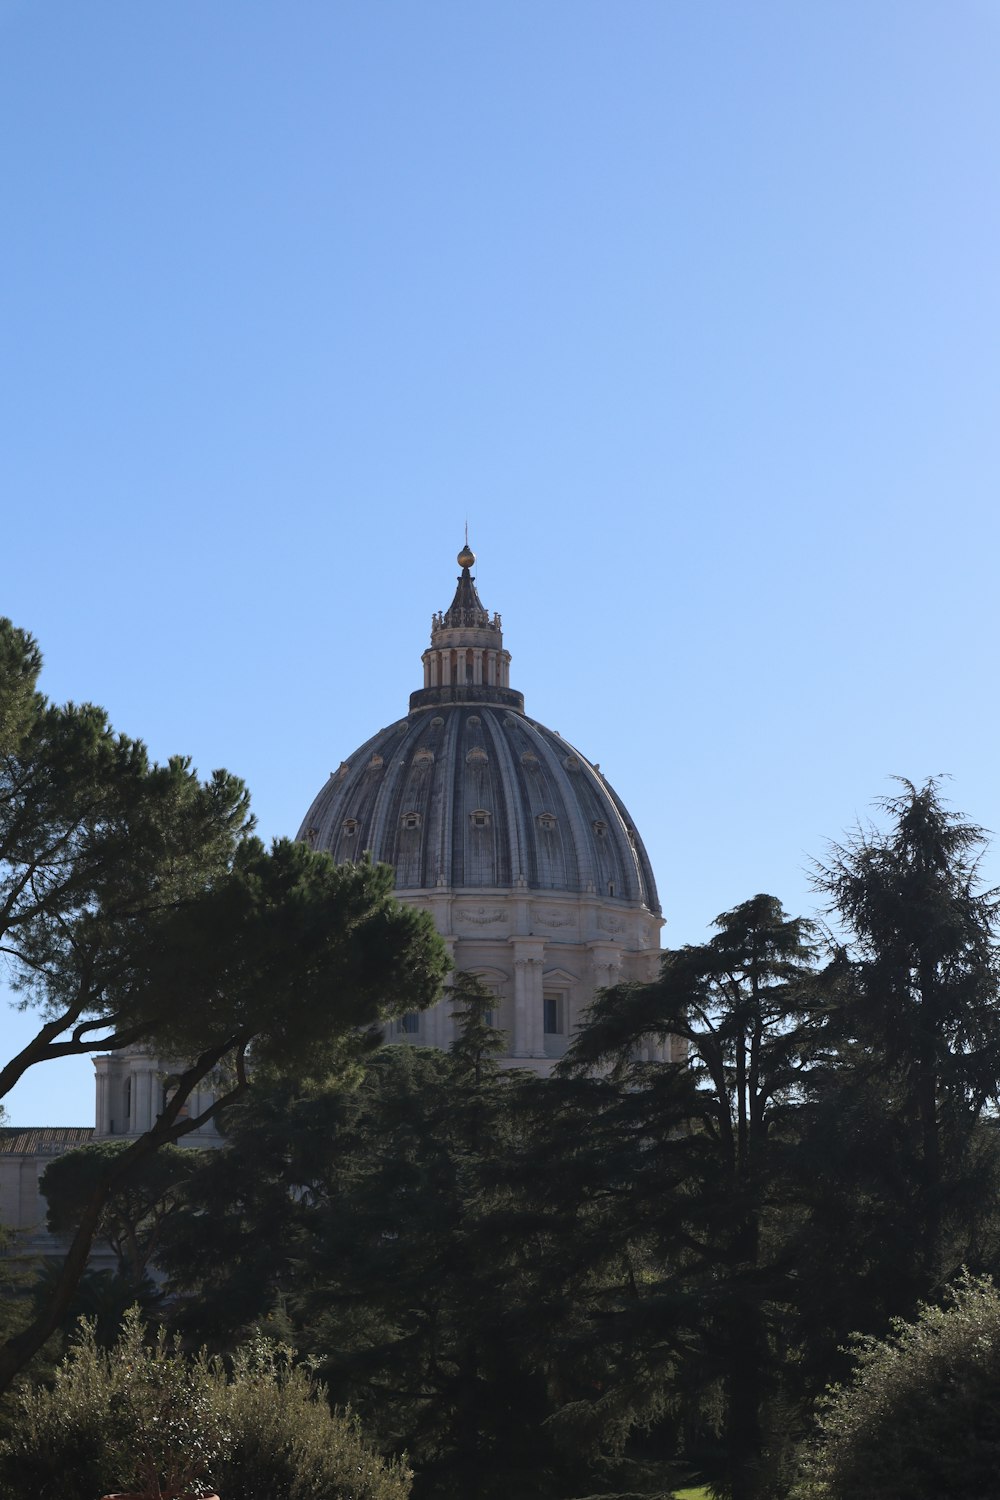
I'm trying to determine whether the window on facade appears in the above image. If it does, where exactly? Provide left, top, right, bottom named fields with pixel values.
left=484, top=984, right=502, bottom=1029
left=123, top=1077, right=131, bottom=1120
left=395, top=1013, right=420, bottom=1035
left=543, top=993, right=564, bottom=1035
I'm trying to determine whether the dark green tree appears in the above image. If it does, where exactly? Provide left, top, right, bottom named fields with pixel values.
left=813, top=779, right=1000, bottom=1290
left=562, top=894, right=821, bottom=1500
left=446, top=970, right=508, bottom=1083
left=0, top=617, right=449, bottom=1392
left=158, top=991, right=692, bottom=1500
left=159, top=1036, right=534, bottom=1496
left=41, top=1140, right=196, bottom=1288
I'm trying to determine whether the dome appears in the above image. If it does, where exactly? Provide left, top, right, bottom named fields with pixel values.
left=297, top=545, right=664, bottom=1070
left=299, top=706, right=658, bottom=907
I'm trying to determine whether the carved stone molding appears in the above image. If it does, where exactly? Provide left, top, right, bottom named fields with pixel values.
left=597, top=914, right=626, bottom=934
left=456, top=906, right=507, bottom=926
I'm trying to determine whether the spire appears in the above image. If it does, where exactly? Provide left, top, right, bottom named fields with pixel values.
left=442, top=543, right=490, bottom=629
left=409, top=543, right=524, bottom=713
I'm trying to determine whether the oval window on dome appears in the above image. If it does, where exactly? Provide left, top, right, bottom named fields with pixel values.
left=466, top=747, right=489, bottom=765
left=563, top=755, right=580, bottom=772
left=520, top=751, right=538, bottom=768
left=468, top=715, right=481, bottom=726
left=368, top=753, right=384, bottom=770
left=414, top=748, right=434, bottom=766
left=431, top=716, right=444, bottom=727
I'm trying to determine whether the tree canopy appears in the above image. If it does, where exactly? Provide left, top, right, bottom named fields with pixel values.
left=0, top=617, right=449, bottom=1392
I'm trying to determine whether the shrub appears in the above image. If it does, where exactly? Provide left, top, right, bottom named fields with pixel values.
left=789, top=1272, right=1000, bottom=1500
left=213, top=1335, right=412, bottom=1500
left=0, top=1308, right=227, bottom=1500
left=0, top=1309, right=410, bottom=1500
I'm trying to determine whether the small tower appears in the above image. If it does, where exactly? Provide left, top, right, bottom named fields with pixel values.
left=414, top=545, right=521, bottom=709
left=93, top=1046, right=221, bottom=1143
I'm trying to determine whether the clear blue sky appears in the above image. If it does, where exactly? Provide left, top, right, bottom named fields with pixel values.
left=3, top=2, right=999, bottom=1125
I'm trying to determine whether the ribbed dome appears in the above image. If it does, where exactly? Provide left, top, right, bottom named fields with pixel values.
left=299, top=703, right=659, bottom=908
left=297, top=544, right=665, bottom=1070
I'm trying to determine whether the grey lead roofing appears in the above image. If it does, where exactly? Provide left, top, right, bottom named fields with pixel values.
left=298, top=704, right=660, bottom=911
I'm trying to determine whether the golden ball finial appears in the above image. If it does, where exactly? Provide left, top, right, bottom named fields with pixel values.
left=457, top=543, right=476, bottom=569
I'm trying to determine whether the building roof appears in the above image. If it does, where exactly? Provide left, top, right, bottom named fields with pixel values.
left=0, top=1127, right=94, bottom=1156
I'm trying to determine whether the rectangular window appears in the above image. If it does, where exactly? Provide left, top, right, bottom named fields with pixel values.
left=543, top=993, right=562, bottom=1035
left=395, top=1013, right=420, bottom=1036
